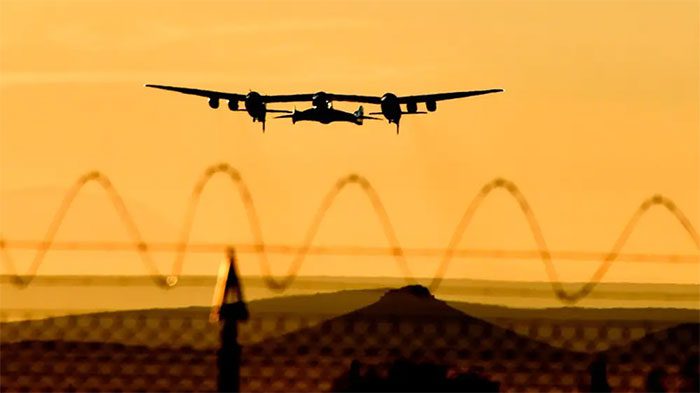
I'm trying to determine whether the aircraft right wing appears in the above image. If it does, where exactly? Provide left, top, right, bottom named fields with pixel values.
left=293, top=90, right=504, bottom=105
left=397, top=89, right=504, bottom=103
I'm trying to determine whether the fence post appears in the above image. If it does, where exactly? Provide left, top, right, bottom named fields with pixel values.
left=215, top=247, right=249, bottom=392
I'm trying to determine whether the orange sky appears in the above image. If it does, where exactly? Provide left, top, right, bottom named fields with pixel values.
left=0, top=0, right=698, bottom=284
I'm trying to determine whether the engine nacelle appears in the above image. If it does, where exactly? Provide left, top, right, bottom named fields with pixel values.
left=228, top=99, right=239, bottom=111
left=426, top=100, right=437, bottom=112
left=406, top=101, right=418, bottom=113
left=209, top=97, right=219, bottom=109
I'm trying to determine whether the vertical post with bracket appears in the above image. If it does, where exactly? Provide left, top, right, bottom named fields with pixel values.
left=213, top=247, right=249, bottom=393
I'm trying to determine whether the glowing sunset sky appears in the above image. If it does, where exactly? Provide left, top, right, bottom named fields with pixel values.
left=0, top=0, right=698, bottom=284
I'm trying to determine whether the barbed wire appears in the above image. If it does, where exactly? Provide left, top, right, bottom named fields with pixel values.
left=1, top=163, right=698, bottom=304
left=4, top=241, right=696, bottom=262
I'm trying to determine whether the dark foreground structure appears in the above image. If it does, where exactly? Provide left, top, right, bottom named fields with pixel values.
left=332, top=358, right=500, bottom=392
left=1, top=285, right=699, bottom=392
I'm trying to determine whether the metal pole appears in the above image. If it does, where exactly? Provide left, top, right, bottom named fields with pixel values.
left=216, top=248, right=249, bottom=393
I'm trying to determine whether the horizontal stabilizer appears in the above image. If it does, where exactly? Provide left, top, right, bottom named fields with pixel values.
left=368, top=111, right=425, bottom=116
left=267, top=109, right=293, bottom=114
left=274, top=114, right=294, bottom=119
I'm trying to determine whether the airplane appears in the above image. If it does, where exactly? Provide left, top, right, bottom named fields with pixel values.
left=145, top=84, right=503, bottom=133
left=274, top=103, right=380, bottom=126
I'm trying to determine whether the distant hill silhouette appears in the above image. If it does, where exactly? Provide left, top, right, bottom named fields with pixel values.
left=0, top=288, right=387, bottom=349
left=244, top=285, right=591, bottom=392
left=1, top=285, right=697, bottom=392
left=1, top=286, right=696, bottom=351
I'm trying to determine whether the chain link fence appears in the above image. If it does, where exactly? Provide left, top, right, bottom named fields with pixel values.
left=2, top=303, right=698, bottom=392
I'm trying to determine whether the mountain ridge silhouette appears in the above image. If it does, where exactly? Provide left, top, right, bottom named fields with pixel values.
left=2, top=286, right=697, bottom=392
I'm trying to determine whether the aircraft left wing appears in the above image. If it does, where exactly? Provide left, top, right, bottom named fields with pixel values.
left=145, top=84, right=246, bottom=101
left=145, top=85, right=314, bottom=103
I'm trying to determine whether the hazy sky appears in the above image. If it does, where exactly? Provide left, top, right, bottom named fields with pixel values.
left=1, top=0, right=698, bottom=285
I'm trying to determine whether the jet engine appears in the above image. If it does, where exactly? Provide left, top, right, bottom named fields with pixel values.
left=228, top=99, right=239, bottom=111
left=208, top=97, right=219, bottom=109
left=406, top=101, right=418, bottom=113
left=426, top=100, right=437, bottom=112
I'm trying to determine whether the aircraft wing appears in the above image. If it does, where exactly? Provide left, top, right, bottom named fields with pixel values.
left=263, top=94, right=314, bottom=103
left=398, top=89, right=503, bottom=103
left=145, top=85, right=314, bottom=103
left=145, top=85, right=503, bottom=105
left=145, top=84, right=246, bottom=101
left=327, top=94, right=382, bottom=104
left=287, top=91, right=504, bottom=104
left=266, top=93, right=381, bottom=104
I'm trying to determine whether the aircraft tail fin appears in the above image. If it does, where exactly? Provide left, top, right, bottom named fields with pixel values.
left=355, top=106, right=381, bottom=123
left=354, top=106, right=364, bottom=118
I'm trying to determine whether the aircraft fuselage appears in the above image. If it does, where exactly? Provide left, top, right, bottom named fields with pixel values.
left=285, top=93, right=365, bottom=125
left=244, top=91, right=266, bottom=123
left=289, top=106, right=362, bottom=125
left=380, top=93, right=402, bottom=125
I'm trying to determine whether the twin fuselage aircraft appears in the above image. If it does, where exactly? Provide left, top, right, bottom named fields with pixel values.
left=145, top=84, right=504, bottom=133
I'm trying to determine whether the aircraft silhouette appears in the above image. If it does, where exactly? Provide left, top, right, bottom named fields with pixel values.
left=145, top=84, right=503, bottom=133
left=274, top=102, right=380, bottom=126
